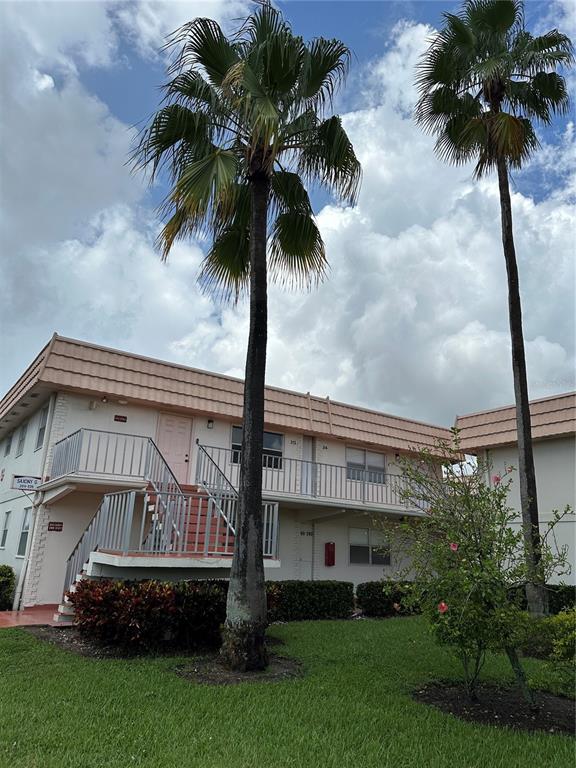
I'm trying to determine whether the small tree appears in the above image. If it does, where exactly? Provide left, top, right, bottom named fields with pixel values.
left=377, top=433, right=571, bottom=706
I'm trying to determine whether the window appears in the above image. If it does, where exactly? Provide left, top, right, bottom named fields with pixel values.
left=3, top=432, right=12, bottom=457
left=17, top=509, right=31, bottom=557
left=231, top=426, right=284, bottom=469
left=15, top=422, right=28, bottom=458
left=349, top=527, right=390, bottom=566
left=346, top=448, right=386, bottom=484
left=35, top=404, right=49, bottom=450
left=0, top=511, right=10, bottom=549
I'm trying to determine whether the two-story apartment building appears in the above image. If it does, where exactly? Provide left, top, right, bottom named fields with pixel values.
left=456, top=393, right=576, bottom=584
left=0, top=335, right=451, bottom=614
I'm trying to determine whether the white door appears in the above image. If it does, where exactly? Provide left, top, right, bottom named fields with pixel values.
left=156, top=414, right=193, bottom=484
left=296, top=523, right=314, bottom=579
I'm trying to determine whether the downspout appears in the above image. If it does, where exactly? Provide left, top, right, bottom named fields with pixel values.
left=311, top=522, right=316, bottom=581
left=13, top=392, right=57, bottom=610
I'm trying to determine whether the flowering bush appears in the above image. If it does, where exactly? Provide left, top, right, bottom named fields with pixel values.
left=377, top=431, right=572, bottom=703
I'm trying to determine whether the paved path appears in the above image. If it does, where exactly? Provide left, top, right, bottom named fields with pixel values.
left=0, top=606, right=59, bottom=628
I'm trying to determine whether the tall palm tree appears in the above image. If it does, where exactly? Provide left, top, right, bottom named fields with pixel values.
left=415, top=0, right=573, bottom=615
left=133, top=3, right=360, bottom=668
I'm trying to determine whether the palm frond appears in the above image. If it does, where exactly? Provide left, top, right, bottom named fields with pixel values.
left=299, top=37, right=351, bottom=109
left=166, top=17, right=239, bottom=87
left=298, top=116, right=361, bottom=204
left=131, top=105, right=212, bottom=181
left=269, top=211, right=327, bottom=290
left=198, top=226, right=250, bottom=302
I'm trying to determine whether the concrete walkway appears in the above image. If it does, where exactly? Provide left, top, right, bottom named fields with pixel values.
left=0, top=606, right=59, bottom=628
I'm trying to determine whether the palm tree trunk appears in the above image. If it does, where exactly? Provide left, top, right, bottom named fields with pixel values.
left=496, top=156, right=547, bottom=617
left=220, top=164, right=270, bottom=671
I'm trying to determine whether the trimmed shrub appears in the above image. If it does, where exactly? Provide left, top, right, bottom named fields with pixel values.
left=510, top=584, right=575, bottom=615
left=266, top=580, right=354, bottom=622
left=70, top=578, right=355, bottom=648
left=69, top=578, right=228, bottom=650
left=356, top=580, right=421, bottom=617
left=0, top=565, right=16, bottom=611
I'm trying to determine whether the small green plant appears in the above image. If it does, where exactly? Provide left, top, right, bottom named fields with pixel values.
left=0, top=565, right=16, bottom=611
left=376, top=431, right=572, bottom=705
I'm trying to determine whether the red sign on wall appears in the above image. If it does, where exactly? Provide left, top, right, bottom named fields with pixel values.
left=114, top=415, right=127, bottom=423
left=48, top=522, right=63, bottom=532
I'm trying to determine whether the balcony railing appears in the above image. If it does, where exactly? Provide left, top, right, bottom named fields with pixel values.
left=197, top=445, right=412, bottom=509
left=64, top=489, right=279, bottom=595
left=50, top=429, right=154, bottom=482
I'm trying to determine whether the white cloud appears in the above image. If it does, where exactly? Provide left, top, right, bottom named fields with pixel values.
left=0, top=11, right=574, bottom=428
left=113, top=0, right=247, bottom=60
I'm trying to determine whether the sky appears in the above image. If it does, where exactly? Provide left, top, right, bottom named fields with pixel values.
left=0, top=0, right=574, bottom=426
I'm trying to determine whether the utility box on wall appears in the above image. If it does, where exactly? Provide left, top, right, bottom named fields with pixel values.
left=324, top=541, right=335, bottom=567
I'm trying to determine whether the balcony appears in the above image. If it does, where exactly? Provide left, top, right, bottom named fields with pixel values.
left=196, top=445, right=414, bottom=512
left=44, top=429, right=182, bottom=505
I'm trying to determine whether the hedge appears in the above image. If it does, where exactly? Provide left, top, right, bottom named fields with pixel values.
left=267, top=580, right=354, bottom=622
left=70, top=579, right=228, bottom=650
left=509, top=584, right=576, bottom=615
left=356, top=580, right=421, bottom=617
left=0, top=565, right=16, bottom=611
left=69, top=578, right=355, bottom=649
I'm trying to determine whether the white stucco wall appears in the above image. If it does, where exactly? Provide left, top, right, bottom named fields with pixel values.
left=487, top=437, right=576, bottom=584
left=0, top=397, right=54, bottom=583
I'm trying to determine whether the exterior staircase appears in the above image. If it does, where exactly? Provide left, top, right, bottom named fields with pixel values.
left=54, top=443, right=277, bottom=623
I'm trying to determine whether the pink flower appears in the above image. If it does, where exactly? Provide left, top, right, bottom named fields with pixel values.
left=449, top=542, right=459, bottom=552
left=438, top=601, right=449, bottom=614
left=393, top=602, right=401, bottom=612
left=492, top=474, right=501, bottom=485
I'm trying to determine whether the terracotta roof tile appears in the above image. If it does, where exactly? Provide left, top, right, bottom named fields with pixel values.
left=1, top=335, right=451, bottom=453
left=455, top=392, right=576, bottom=450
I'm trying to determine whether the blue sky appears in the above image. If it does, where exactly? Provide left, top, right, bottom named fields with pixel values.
left=0, top=0, right=574, bottom=424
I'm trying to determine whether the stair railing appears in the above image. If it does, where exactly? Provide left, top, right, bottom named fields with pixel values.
left=63, top=490, right=136, bottom=595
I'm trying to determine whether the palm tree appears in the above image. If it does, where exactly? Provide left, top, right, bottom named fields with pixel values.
left=133, top=3, right=360, bottom=668
left=415, top=0, right=573, bottom=615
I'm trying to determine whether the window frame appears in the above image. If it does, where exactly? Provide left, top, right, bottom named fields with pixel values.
left=231, top=425, right=284, bottom=470
left=15, top=421, right=28, bottom=458
left=4, top=432, right=13, bottom=457
left=35, top=404, right=50, bottom=451
left=348, top=527, right=391, bottom=567
left=16, top=508, right=32, bottom=558
left=345, top=447, right=386, bottom=484
left=0, top=511, right=10, bottom=549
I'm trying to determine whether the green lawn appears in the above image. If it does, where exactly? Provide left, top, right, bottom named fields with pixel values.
left=0, top=618, right=572, bottom=768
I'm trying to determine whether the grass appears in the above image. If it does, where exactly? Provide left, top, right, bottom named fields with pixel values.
left=0, top=617, right=573, bottom=768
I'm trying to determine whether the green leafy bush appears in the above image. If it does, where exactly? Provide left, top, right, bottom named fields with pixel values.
left=378, top=433, right=570, bottom=703
left=70, top=579, right=228, bottom=650
left=549, top=608, right=576, bottom=663
left=0, top=565, right=16, bottom=611
left=356, top=580, right=421, bottom=617
left=70, top=578, right=355, bottom=648
left=266, top=580, right=354, bottom=622
left=510, top=584, right=575, bottom=615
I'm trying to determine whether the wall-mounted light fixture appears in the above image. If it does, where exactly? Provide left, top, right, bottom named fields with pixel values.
left=101, top=396, right=108, bottom=404
left=207, top=419, right=214, bottom=429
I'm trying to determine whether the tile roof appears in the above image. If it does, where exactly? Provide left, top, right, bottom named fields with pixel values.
left=455, top=392, right=576, bottom=451
left=0, top=334, right=451, bottom=453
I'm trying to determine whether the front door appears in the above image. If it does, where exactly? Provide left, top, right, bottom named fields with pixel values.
left=156, top=413, right=193, bottom=484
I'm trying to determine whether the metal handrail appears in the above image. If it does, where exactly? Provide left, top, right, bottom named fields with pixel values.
left=197, top=444, right=411, bottom=509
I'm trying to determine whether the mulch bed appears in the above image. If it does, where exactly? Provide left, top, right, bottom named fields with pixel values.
left=175, top=654, right=302, bottom=685
left=24, top=625, right=286, bottom=664
left=414, top=682, right=575, bottom=735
